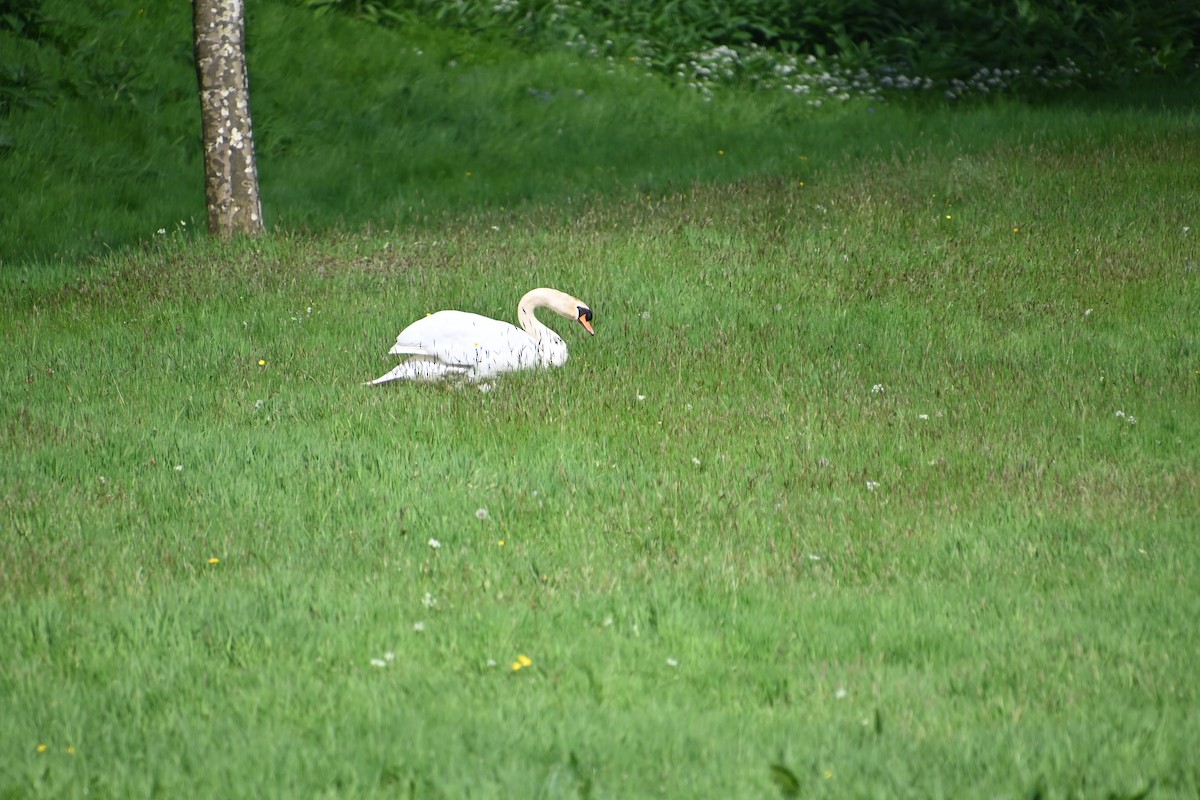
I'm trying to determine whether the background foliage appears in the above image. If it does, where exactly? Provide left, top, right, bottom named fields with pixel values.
left=1, top=0, right=1197, bottom=263
left=299, top=0, right=1200, bottom=86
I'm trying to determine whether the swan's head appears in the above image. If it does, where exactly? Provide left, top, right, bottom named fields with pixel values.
left=577, top=305, right=595, bottom=335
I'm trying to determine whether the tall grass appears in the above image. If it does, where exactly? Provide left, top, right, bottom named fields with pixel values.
left=3, top=90, right=1199, bottom=795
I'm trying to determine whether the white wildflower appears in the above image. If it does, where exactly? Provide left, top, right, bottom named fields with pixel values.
left=427, top=538, right=442, bottom=549
left=666, top=658, right=679, bottom=667
left=475, top=508, right=489, bottom=520
left=370, top=658, right=387, bottom=668
left=422, top=592, right=437, bottom=608
left=866, top=480, right=880, bottom=491
left=835, top=687, right=848, bottom=700
left=413, top=621, right=425, bottom=632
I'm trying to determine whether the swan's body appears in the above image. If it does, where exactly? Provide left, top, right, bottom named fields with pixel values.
left=368, top=287, right=594, bottom=385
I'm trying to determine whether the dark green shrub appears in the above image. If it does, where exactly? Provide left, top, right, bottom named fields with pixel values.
left=295, top=0, right=1199, bottom=94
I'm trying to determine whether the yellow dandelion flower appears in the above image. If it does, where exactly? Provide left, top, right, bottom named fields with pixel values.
left=517, top=654, right=533, bottom=668
left=511, top=661, right=523, bottom=671
left=258, top=359, right=266, bottom=366
left=717, top=149, right=725, bottom=156
left=824, top=770, right=833, bottom=779
left=945, top=215, right=952, bottom=220
left=208, top=557, right=220, bottom=565
left=67, top=746, right=76, bottom=755
left=498, top=539, right=505, bottom=547
left=37, top=744, right=47, bottom=753
left=1013, top=226, right=1020, bottom=233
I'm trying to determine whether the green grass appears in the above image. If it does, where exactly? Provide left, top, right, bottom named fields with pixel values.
left=3, top=88, right=1200, bottom=796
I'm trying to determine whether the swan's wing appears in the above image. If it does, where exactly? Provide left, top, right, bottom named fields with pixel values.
left=389, top=311, right=537, bottom=370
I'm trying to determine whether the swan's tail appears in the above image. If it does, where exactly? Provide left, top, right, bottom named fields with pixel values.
left=364, top=365, right=409, bottom=386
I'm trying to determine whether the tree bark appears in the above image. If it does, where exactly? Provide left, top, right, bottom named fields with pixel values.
left=193, top=0, right=264, bottom=238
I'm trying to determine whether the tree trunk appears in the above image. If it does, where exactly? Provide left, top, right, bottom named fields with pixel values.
left=193, top=0, right=264, bottom=238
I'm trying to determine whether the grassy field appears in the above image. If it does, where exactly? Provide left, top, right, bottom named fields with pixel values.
left=4, top=94, right=1199, bottom=796
left=4, top=2, right=1200, bottom=797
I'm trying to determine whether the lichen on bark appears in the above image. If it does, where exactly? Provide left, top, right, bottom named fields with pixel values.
left=193, top=0, right=264, bottom=237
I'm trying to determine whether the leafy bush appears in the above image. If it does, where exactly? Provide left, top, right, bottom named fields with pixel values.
left=296, top=0, right=1199, bottom=97
left=0, top=0, right=51, bottom=40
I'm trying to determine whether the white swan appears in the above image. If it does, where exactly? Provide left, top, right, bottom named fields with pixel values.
left=367, top=287, right=595, bottom=385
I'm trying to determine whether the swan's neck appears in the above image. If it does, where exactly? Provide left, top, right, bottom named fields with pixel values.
left=516, top=288, right=570, bottom=344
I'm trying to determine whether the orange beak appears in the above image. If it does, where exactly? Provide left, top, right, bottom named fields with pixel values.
left=578, top=314, right=595, bottom=335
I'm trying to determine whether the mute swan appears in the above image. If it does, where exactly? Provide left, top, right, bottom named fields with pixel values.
left=367, top=287, right=595, bottom=385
